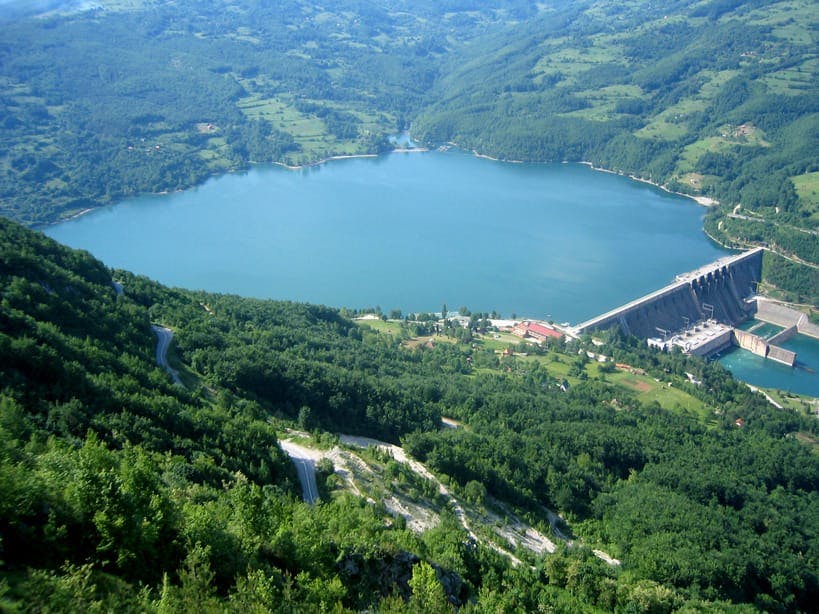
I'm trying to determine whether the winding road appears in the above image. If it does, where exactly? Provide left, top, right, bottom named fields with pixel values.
left=279, top=433, right=620, bottom=565
left=279, top=440, right=321, bottom=504
left=151, top=324, right=183, bottom=386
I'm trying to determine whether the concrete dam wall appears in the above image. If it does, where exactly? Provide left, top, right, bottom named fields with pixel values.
left=575, top=248, right=763, bottom=339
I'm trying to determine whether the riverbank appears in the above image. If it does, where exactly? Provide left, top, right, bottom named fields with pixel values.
left=472, top=150, right=523, bottom=164
left=63, top=207, right=95, bottom=222
left=272, top=147, right=429, bottom=171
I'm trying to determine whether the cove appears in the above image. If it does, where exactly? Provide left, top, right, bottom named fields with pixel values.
left=45, top=150, right=728, bottom=323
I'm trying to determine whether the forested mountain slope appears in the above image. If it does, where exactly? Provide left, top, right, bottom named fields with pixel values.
left=0, top=0, right=534, bottom=225
left=0, top=0, right=814, bottom=227
left=0, top=0, right=816, bottom=300
left=1, top=218, right=818, bottom=611
left=412, top=0, right=818, bottom=303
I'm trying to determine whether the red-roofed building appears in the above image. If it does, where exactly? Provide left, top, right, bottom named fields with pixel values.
left=511, top=321, right=563, bottom=342
left=512, top=322, right=529, bottom=338
left=528, top=322, right=563, bottom=341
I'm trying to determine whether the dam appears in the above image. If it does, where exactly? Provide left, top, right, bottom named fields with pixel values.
left=571, top=248, right=798, bottom=366
left=574, top=248, right=763, bottom=338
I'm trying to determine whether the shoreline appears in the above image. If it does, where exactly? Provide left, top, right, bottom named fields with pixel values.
left=578, top=161, right=719, bottom=208
left=271, top=148, right=428, bottom=171
left=451, top=143, right=715, bottom=207
left=472, top=150, right=523, bottom=164
left=45, top=144, right=719, bottom=227
left=64, top=207, right=95, bottom=222
left=272, top=153, right=379, bottom=171
left=45, top=148, right=427, bottom=227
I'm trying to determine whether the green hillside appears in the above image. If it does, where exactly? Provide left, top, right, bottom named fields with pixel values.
left=0, top=1, right=816, bottom=300
left=412, top=0, right=818, bottom=302
left=0, top=0, right=533, bottom=225
left=0, top=4, right=818, bottom=608
left=1, top=219, right=818, bottom=611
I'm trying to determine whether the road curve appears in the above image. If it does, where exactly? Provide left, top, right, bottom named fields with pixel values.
left=151, top=324, right=183, bottom=386
left=279, top=440, right=320, bottom=504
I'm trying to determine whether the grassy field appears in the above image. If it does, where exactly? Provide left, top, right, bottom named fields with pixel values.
left=474, top=333, right=709, bottom=415
left=236, top=85, right=393, bottom=165
left=606, top=370, right=706, bottom=414
left=354, top=318, right=405, bottom=335
left=792, top=171, right=819, bottom=222
left=635, top=69, right=740, bottom=144
left=564, top=84, right=645, bottom=122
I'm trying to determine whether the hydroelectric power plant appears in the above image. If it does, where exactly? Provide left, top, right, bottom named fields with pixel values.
left=572, top=248, right=816, bottom=367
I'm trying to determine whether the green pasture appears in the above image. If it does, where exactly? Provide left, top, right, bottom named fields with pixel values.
left=237, top=91, right=389, bottom=164
left=764, top=62, right=817, bottom=95
left=511, top=349, right=708, bottom=415
left=635, top=117, right=688, bottom=141
left=531, top=41, right=623, bottom=86
left=475, top=332, right=525, bottom=352
left=563, top=84, right=645, bottom=121
left=745, top=0, right=816, bottom=45
left=354, top=318, right=404, bottom=335
left=792, top=171, right=819, bottom=210
left=607, top=370, right=706, bottom=414
left=636, top=70, right=738, bottom=143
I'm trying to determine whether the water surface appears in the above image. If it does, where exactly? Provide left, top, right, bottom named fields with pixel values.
left=45, top=151, right=726, bottom=322
left=718, top=333, right=819, bottom=397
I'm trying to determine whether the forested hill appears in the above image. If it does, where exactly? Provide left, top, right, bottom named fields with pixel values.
left=0, top=0, right=816, bottom=303
left=0, top=0, right=533, bottom=226
left=2, top=218, right=818, bottom=611
left=412, top=0, right=818, bottom=303
left=416, top=0, right=817, bottom=220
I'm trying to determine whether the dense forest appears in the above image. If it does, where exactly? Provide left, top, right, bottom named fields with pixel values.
left=1, top=218, right=817, bottom=611
left=0, top=0, right=816, bottom=302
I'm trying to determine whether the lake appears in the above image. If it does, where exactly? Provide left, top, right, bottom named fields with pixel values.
left=45, top=150, right=727, bottom=323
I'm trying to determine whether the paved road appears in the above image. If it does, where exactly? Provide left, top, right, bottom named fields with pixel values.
left=151, top=325, right=183, bottom=386
left=279, top=440, right=320, bottom=504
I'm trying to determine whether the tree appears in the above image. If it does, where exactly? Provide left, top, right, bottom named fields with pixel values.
left=408, top=562, right=451, bottom=613
left=463, top=480, right=487, bottom=505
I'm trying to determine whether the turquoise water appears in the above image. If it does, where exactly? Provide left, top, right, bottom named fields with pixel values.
left=45, top=151, right=726, bottom=322
left=718, top=332, right=819, bottom=397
